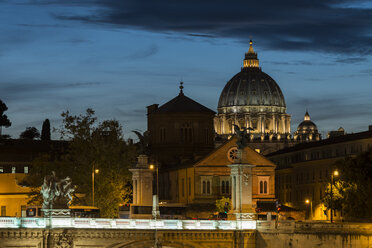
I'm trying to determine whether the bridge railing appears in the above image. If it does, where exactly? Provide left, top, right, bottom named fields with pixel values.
left=0, top=217, right=256, bottom=230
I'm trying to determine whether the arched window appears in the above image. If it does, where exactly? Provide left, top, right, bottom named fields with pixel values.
left=260, top=181, right=263, bottom=194
left=258, top=176, right=270, bottom=195
left=201, top=176, right=212, bottom=195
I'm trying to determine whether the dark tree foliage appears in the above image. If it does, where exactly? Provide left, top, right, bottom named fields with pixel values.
left=0, top=99, right=11, bottom=137
left=41, top=119, right=51, bottom=141
left=337, top=150, right=372, bottom=219
left=24, top=109, right=137, bottom=218
left=20, top=127, right=40, bottom=140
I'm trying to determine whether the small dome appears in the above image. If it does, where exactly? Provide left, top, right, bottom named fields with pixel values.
left=297, top=111, right=318, bottom=134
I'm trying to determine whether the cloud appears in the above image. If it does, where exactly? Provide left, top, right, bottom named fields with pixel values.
left=0, top=81, right=103, bottom=101
left=47, top=0, right=372, bottom=55
left=334, top=57, right=368, bottom=64
left=127, top=44, right=158, bottom=59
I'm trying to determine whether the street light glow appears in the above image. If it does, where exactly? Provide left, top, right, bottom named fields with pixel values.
left=333, top=170, right=339, bottom=176
left=305, top=199, right=310, bottom=204
left=149, top=164, right=155, bottom=170
left=95, top=169, right=99, bottom=174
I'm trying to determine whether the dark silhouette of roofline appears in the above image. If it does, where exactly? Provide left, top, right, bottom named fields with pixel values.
left=268, top=130, right=372, bottom=156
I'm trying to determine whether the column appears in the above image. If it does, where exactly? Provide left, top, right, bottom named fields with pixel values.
left=258, top=115, right=262, bottom=133
left=281, top=116, right=285, bottom=134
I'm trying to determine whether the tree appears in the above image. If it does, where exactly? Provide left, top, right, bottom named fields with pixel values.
left=20, top=127, right=40, bottom=140
left=24, top=109, right=137, bottom=218
left=0, top=100, right=11, bottom=137
left=216, top=197, right=231, bottom=213
left=337, top=150, right=372, bottom=219
left=321, top=180, right=345, bottom=213
left=41, top=119, right=51, bottom=141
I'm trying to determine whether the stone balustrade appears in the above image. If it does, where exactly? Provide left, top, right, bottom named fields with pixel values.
left=0, top=217, right=256, bottom=230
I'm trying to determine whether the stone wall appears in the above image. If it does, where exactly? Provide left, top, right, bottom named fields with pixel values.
left=1, top=221, right=371, bottom=248
left=256, top=221, right=372, bottom=248
left=0, top=228, right=256, bottom=248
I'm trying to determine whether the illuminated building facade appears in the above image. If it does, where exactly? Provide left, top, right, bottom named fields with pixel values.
left=0, top=140, right=67, bottom=217
left=268, top=127, right=372, bottom=220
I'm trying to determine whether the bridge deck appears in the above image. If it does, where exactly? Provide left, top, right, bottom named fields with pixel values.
left=0, top=217, right=256, bottom=230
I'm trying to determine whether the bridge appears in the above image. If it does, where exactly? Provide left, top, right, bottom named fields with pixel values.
left=1, top=218, right=371, bottom=248
left=0, top=217, right=256, bottom=248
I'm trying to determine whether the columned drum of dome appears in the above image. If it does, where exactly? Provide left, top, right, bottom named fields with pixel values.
left=215, top=41, right=291, bottom=139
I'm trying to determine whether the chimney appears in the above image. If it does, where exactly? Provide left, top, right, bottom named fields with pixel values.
left=147, top=104, right=158, bottom=115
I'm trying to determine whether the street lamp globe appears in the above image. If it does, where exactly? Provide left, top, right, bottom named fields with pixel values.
left=305, top=199, right=310, bottom=204
left=333, top=170, right=339, bottom=177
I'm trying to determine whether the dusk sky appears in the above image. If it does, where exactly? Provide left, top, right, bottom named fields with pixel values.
left=1, top=0, right=372, bottom=140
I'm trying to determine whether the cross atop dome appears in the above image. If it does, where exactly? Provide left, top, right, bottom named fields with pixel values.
left=179, top=81, right=184, bottom=95
left=244, top=40, right=259, bottom=68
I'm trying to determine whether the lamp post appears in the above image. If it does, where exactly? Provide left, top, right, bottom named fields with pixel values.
left=149, top=164, right=159, bottom=218
left=305, top=199, right=312, bottom=220
left=92, top=165, right=99, bottom=207
left=330, top=170, right=339, bottom=223
left=149, top=163, right=159, bottom=248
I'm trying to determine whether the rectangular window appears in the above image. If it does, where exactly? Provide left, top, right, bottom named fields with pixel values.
left=0, top=167, right=3, bottom=173
left=160, top=127, right=166, bottom=143
left=188, top=177, right=191, bottom=196
left=24, top=166, right=29, bottom=174
left=12, top=166, right=16, bottom=173
left=21, top=205, right=26, bottom=217
left=182, top=178, right=185, bottom=197
left=175, top=179, right=179, bottom=198
left=1, top=206, right=6, bottom=217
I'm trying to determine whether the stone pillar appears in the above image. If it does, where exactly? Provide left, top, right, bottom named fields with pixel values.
left=129, top=155, right=153, bottom=206
left=228, top=150, right=256, bottom=219
left=281, top=116, right=286, bottom=134
left=258, top=115, right=262, bottom=133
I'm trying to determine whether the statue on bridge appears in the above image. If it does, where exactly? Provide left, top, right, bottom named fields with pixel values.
left=41, top=171, right=74, bottom=210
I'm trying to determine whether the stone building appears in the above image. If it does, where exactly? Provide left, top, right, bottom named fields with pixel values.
left=0, top=139, right=67, bottom=217
left=156, top=137, right=276, bottom=218
left=146, top=83, right=277, bottom=218
left=147, top=83, right=216, bottom=168
left=268, top=127, right=372, bottom=220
